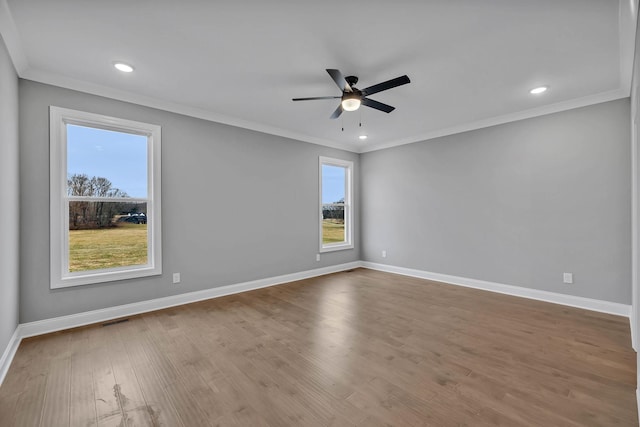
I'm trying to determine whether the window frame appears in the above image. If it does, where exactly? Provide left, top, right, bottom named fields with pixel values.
left=319, top=156, right=354, bottom=253
left=49, top=106, right=162, bottom=289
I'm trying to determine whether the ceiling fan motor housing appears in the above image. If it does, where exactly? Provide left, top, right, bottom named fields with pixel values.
left=342, top=90, right=362, bottom=101
left=345, top=75, right=359, bottom=87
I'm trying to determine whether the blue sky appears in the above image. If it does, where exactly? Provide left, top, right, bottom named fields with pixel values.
left=322, top=164, right=346, bottom=204
left=67, top=124, right=148, bottom=198
left=68, top=123, right=346, bottom=203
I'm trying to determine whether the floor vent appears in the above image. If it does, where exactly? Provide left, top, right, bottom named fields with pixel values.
left=102, top=318, right=129, bottom=327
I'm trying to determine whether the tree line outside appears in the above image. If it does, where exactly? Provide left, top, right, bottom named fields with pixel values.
left=67, top=173, right=146, bottom=230
left=67, top=172, right=343, bottom=270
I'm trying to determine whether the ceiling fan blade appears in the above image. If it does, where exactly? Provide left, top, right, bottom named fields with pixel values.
left=361, top=97, right=395, bottom=113
left=327, top=69, right=352, bottom=92
left=330, top=104, right=343, bottom=119
left=361, top=75, right=410, bottom=97
left=292, top=96, right=341, bottom=101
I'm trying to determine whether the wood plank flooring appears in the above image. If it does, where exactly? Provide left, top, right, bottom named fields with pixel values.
left=0, top=268, right=636, bottom=426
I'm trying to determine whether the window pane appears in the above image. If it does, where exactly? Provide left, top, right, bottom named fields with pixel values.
left=322, top=204, right=345, bottom=244
left=67, top=124, right=148, bottom=198
left=321, top=164, right=346, bottom=204
left=68, top=201, right=148, bottom=272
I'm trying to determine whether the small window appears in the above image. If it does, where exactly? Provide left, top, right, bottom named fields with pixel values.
left=319, top=156, right=353, bottom=252
left=50, top=107, right=162, bottom=288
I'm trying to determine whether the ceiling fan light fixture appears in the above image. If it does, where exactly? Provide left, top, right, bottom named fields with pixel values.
left=341, top=93, right=361, bottom=111
left=359, top=135, right=368, bottom=140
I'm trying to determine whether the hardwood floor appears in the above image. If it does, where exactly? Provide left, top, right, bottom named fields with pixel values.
left=0, top=268, right=636, bottom=426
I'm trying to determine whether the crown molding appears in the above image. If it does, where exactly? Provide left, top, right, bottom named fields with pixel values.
left=0, top=0, right=28, bottom=73
left=18, top=68, right=631, bottom=155
left=0, top=0, right=358, bottom=154
left=2, top=0, right=637, bottom=154
left=618, top=0, right=639, bottom=96
left=20, top=68, right=358, bottom=153
left=359, top=88, right=629, bottom=153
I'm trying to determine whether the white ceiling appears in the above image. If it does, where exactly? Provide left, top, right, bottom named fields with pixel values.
left=1, top=0, right=637, bottom=152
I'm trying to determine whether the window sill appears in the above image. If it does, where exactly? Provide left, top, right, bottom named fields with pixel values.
left=320, top=243, right=354, bottom=253
left=51, top=265, right=162, bottom=289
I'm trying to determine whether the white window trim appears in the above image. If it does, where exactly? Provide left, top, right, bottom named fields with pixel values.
left=50, top=106, right=162, bottom=289
left=319, top=156, right=354, bottom=253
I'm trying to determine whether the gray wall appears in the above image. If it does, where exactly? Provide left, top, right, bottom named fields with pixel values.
left=13, top=78, right=634, bottom=321
left=361, top=99, right=631, bottom=304
left=19, top=80, right=359, bottom=323
left=0, top=35, right=19, bottom=353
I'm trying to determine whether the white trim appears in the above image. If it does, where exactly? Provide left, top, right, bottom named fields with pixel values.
left=632, top=315, right=637, bottom=352
left=0, top=0, right=636, bottom=155
left=629, top=0, right=640, bottom=355
left=618, top=0, right=639, bottom=96
left=633, top=89, right=638, bottom=349
left=19, top=261, right=361, bottom=339
left=637, top=388, right=640, bottom=427
left=49, top=106, right=162, bottom=289
left=2, top=262, right=360, bottom=384
left=0, top=0, right=28, bottom=74
left=19, top=69, right=630, bottom=155
left=2, top=260, right=635, bottom=386
left=361, top=262, right=632, bottom=317
left=20, top=261, right=633, bottom=340
left=0, top=326, right=21, bottom=386
left=319, top=156, right=354, bottom=253
left=21, top=68, right=351, bottom=152
left=359, top=89, right=629, bottom=153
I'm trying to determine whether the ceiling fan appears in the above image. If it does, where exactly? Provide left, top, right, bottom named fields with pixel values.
left=292, top=69, right=411, bottom=119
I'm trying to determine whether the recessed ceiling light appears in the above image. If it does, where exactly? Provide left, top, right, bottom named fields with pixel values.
left=359, top=135, right=368, bottom=140
left=529, top=86, right=548, bottom=95
left=114, top=62, right=134, bottom=73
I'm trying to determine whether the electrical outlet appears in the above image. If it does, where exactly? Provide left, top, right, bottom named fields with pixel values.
left=316, top=254, right=321, bottom=262
left=173, top=272, right=181, bottom=284
left=563, top=272, right=573, bottom=284
left=382, top=250, right=387, bottom=258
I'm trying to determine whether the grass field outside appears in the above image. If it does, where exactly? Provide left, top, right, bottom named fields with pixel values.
left=70, top=219, right=342, bottom=271
left=68, top=222, right=148, bottom=272
left=322, top=219, right=345, bottom=244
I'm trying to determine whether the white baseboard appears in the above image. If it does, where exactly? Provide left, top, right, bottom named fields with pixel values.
left=2, top=262, right=357, bottom=385
left=19, top=261, right=361, bottom=339
left=2, top=259, right=634, bottom=387
left=631, top=310, right=637, bottom=352
left=361, top=262, right=632, bottom=317
left=0, top=326, right=21, bottom=387
left=14, top=261, right=634, bottom=340
left=637, top=388, right=640, bottom=427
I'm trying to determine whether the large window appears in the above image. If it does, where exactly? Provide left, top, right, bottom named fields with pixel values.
left=319, top=156, right=353, bottom=252
left=50, top=107, right=161, bottom=288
